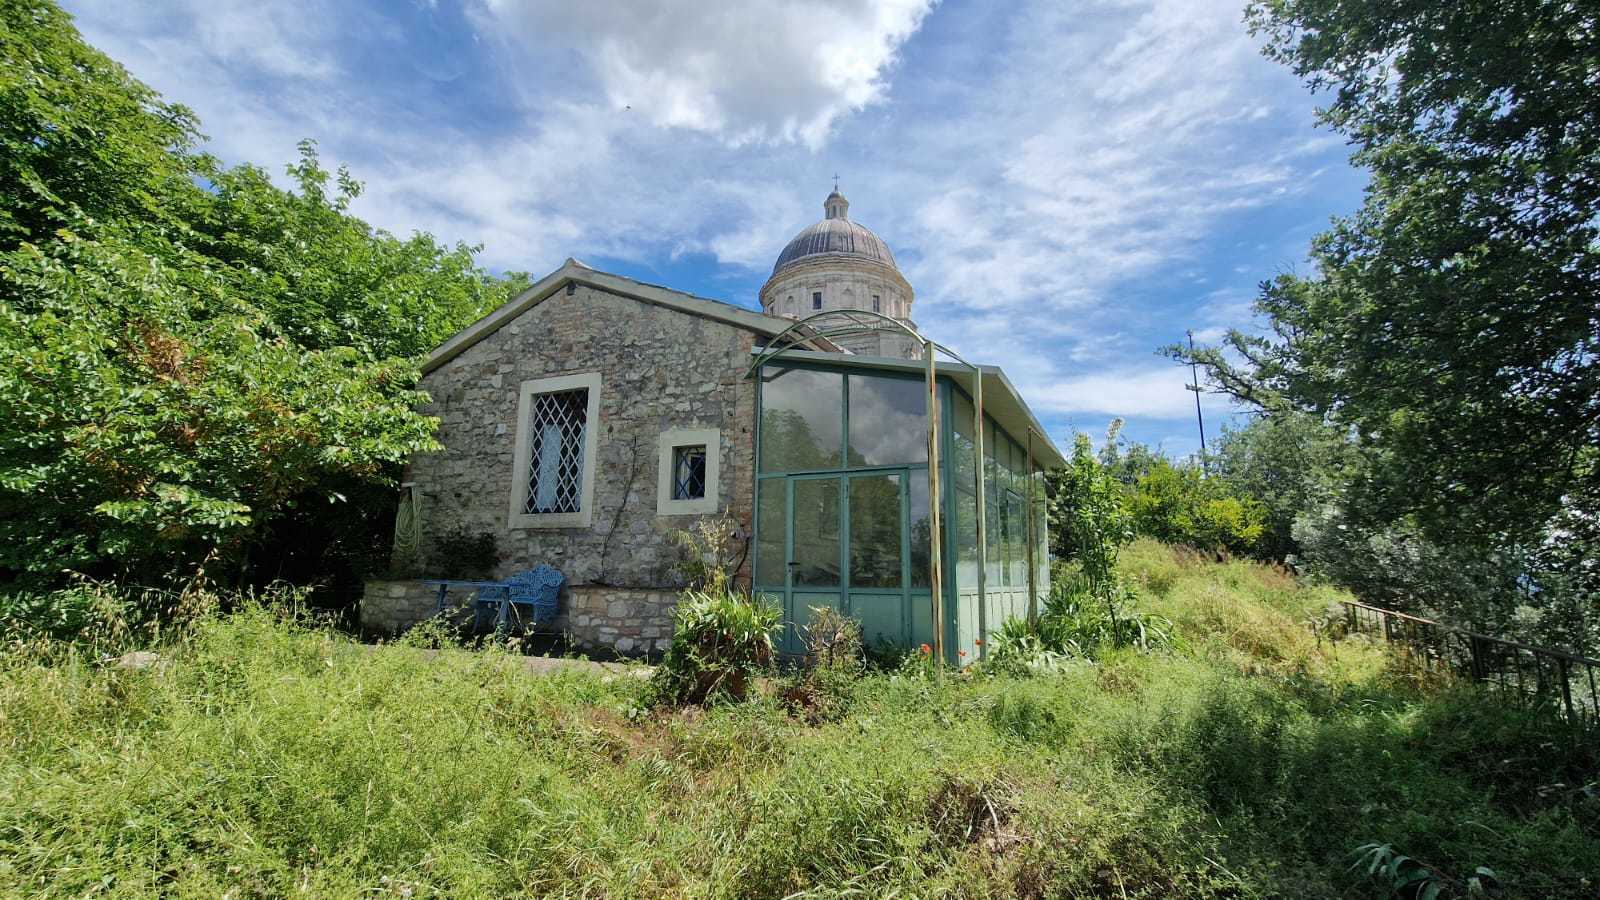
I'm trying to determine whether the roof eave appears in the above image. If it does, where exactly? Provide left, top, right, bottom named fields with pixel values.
left=423, top=259, right=834, bottom=375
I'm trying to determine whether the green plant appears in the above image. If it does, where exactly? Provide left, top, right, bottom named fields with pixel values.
left=800, top=605, right=863, bottom=672
left=781, top=606, right=865, bottom=722
left=0, top=3, right=526, bottom=590
left=985, top=617, right=1074, bottom=675
left=2, top=550, right=1598, bottom=897
left=648, top=585, right=780, bottom=706
left=1039, top=576, right=1177, bottom=656
left=1129, top=460, right=1267, bottom=556
left=670, top=515, right=744, bottom=591
left=1350, top=843, right=1500, bottom=899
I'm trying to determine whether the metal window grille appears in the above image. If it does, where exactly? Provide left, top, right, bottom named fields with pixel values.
left=523, top=388, right=588, bottom=514
left=672, top=445, right=706, bottom=500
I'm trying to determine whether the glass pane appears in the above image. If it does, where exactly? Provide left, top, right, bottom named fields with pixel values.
left=954, top=486, right=978, bottom=591
left=672, top=445, right=706, bottom=499
left=989, top=479, right=1008, bottom=587
left=759, top=367, right=843, bottom=472
left=849, top=473, right=902, bottom=588
left=847, top=373, right=928, bottom=467
left=755, top=479, right=785, bottom=586
left=1007, top=489, right=1026, bottom=588
left=792, top=478, right=841, bottom=587
left=952, top=392, right=976, bottom=494
left=908, top=472, right=931, bottom=589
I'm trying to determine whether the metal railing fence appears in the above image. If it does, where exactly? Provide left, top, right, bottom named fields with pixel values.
left=1341, top=600, right=1600, bottom=727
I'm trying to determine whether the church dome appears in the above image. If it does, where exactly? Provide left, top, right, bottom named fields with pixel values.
left=771, top=189, right=898, bottom=276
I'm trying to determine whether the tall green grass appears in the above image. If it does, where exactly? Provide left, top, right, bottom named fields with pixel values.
left=1, top=543, right=1595, bottom=897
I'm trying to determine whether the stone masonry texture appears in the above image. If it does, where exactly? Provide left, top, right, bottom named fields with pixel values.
left=359, top=282, right=761, bottom=653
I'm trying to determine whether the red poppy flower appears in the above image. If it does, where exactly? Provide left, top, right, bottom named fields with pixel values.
left=958, top=650, right=967, bottom=657
left=973, top=639, right=984, bottom=647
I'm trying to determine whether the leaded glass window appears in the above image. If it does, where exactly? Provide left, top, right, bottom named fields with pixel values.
left=524, top=388, right=588, bottom=514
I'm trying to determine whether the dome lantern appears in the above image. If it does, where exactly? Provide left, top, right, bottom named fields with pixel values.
left=824, top=189, right=849, bottom=220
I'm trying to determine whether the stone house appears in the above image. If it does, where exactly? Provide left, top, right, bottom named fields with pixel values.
left=362, top=191, right=1064, bottom=661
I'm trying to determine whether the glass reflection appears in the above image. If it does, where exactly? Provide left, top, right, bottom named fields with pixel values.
left=847, top=373, right=927, bottom=467
left=792, top=477, right=841, bottom=587
left=755, top=479, right=784, bottom=586
left=848, top=474, right=902, bottom=588
left=909, top=473, right=932, bottom=589
left=760, top=367, right=843, bottom=472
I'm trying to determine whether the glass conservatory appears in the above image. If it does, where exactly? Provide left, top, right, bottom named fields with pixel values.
left=750, top=348, right=1062, bottom=664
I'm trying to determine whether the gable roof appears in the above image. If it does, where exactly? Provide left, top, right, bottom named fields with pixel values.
left=424, top=259, right=835, bottom=374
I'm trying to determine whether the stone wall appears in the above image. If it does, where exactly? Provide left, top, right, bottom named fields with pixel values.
left=566, top=586, right=675, bottom=655
left=361, top=579, right=446, bottom=635
left=360, top=579, right=677, bottom=656
left=400, top=280, right=758, bottom=645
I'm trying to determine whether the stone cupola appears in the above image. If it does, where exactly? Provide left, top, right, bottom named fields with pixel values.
left=759, top=187, right=918, bottom=358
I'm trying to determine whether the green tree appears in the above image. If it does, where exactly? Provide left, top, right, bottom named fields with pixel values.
left=1052, top=434, right=1133, bottom=623
left=1174, top=0, right=1600, bottom=548
left=1209, top=411, right=1353, bottom=560
left=0, top=0, right=523, bottom=589
left=1127, top=460, right=1267, bottom=557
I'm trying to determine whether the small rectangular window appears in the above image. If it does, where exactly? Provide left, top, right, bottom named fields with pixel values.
left=657, top=428, right=720, bottom=515
left=872, top=294, right=881, bottom=313
left=812, top=291, right=822, bottom=310
left=672, top=445, right=706, bottom=500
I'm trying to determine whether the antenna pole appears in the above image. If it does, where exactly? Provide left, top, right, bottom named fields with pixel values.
left=1185, top=330, right=1207, bottom=469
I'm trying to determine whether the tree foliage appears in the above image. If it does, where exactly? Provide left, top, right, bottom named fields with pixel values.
left=0, top=1, right=523, bottom=588
left=1174, top=0, right=1600, bottom=547
left=1208, top=411, right=1353, bottom=561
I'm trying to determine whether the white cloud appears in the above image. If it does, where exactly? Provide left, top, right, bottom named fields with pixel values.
left=60, top=0, right=1354, bottom=445
left=469, top=0, right=933, bottom=149
left=1030, top=365, right=1237, bottom=420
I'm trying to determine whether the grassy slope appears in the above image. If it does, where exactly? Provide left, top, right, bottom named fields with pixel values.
left=1, top=541, right=1596, bottom=898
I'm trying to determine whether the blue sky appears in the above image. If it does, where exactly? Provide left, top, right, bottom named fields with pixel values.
left=64, top=0, right=1368, bottom=457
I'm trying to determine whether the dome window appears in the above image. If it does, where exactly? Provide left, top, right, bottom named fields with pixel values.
left=872, top=294, right=880, bottom=313
left=812, top=292, right=823, bottom=310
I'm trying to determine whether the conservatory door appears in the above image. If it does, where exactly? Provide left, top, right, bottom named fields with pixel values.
left=782, top=474, right=844, bottom=653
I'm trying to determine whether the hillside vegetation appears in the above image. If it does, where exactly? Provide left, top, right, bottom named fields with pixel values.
left=2, top=542, right=1596, bottom=898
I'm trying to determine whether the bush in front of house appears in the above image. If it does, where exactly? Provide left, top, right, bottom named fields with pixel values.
left=781, top=605, right=866, bottom=722
left=648, top=585, right=780, bottom=706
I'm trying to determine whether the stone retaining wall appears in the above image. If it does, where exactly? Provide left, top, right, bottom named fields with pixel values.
left=361, top=580, right=678, bottom=657
left=361, top=580, right=442, bottom=635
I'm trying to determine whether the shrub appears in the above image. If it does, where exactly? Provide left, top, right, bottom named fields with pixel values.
left=669, top=515, right=744, bottom=590
left=648, top=586, right=779, bottom=706
left=782, top=606, right=865, bottom=722
left=1130, top=460, right=1267, bottom=556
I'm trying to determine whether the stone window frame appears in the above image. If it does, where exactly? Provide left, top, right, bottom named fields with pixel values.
left=508, top=372, right=602, bottom=529
left=656, top=427, right=720, bottom=516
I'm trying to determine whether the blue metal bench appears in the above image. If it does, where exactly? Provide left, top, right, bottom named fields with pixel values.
left=422, top=564, right=565, bottom=631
